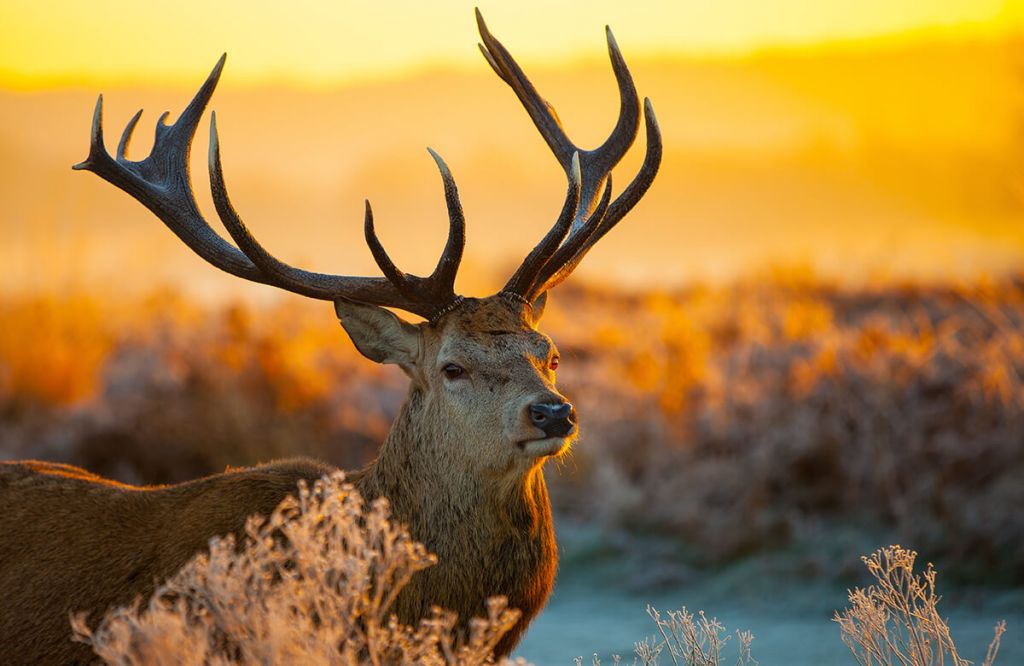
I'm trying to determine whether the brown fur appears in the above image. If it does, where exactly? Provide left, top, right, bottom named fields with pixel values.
left=0, top=295, right=572, bottom=663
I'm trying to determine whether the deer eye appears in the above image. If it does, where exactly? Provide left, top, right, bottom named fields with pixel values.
left=442, top=363, right=466, bottom=380
left=549, top=356, right=560, bottom=371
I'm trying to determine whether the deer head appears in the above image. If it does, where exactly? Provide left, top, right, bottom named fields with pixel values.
left=72, top=9, right=661, bottom=483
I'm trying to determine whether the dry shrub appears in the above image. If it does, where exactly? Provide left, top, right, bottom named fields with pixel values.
left=834, top=545, right=1006, bottom=666
left=577, top=605, right=756, bottom=666
left=637, top=607, right=756, bottom=666
left=71, top=473, right=521, bottom=665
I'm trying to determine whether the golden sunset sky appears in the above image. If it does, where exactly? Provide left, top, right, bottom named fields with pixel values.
left=3, top=0, right=1024, bottom=296
left=1, top=0, right=1020, bottom=87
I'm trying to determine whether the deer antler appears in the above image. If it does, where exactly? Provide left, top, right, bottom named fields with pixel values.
left=75, top=13, right=659, bottom=319
left=74, top=55, right=464, bottom=320
left=477, top=9, right=662, bottom=301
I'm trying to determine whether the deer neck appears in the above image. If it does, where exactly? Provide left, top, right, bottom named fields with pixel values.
left=357, top=387, right=557, bottom=654
left=358, top=387, right=552, bottom=539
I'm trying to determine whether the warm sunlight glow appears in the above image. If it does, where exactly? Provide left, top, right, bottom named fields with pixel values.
left=0, top=0, right=1018, bottom=87
left=2, top=1, right=1024, bottom=294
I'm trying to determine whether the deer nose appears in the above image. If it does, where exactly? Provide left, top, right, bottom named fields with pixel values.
left=529, top=401, right=576, bottom=437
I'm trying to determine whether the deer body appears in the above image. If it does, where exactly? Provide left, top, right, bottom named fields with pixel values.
left=1, top=10, right=660, bottom=662
left=0, top=459, right=336, bottom=663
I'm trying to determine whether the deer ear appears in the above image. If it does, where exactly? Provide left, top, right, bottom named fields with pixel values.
left=529, top=291, right=548, bottom=324
left=334, top=299, right=419, bottom=367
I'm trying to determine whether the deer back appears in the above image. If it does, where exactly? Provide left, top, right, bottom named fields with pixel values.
left=0, top=459, right=335, bottom=663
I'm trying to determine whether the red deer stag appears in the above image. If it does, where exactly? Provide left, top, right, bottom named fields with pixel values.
left=0, top=9, right=660, bottom=662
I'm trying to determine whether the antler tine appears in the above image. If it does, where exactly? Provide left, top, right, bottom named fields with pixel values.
left=208, top=114, right=446, bottom=316
left=363, top=200, right=417, bottom=300
left=476, top=17, right=573, bottom=167
left=503, top=152, right=581, bottom=296
left=212, top=119, right=469, bottom=317
left=115, top=109, right=143, bottom=161
left=357, top=149, right=466, bottom=312
left=476, top=8, right=640, bottom=224
left=593, top=27, right=642, bottom=176
left=424, top=148, right=466, bottom=300
left=534, top=98, right=662, bottom=294
left=529, top=172, right=614, bottom=298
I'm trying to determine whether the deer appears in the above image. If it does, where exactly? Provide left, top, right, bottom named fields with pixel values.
left=0, top=9, right=660, bottom=663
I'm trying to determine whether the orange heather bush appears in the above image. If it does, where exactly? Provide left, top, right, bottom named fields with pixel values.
left=834, top=545, right=1006, bottom=666
left=0, top=294, right=114, bottom=406
left=71, top=473, right=522, bottom=665
left=550, top=278, right=1024, bottom=580
left=4, top=275, right=1024, bottom=579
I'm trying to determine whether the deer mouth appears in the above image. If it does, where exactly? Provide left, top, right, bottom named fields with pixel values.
left=517, top=435, right=573, bottom=458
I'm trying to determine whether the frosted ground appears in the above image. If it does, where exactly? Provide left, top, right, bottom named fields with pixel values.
left=516, top=526, right=1023, bottom=664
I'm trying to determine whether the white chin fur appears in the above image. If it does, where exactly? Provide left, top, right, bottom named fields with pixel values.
left=520, top=437, right=570, bottom=458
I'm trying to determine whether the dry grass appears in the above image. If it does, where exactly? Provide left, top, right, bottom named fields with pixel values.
left=834, top=545, right=1005, bottom=666
left=631, top=607, right=756, bottom=666
left=71, top=473, right=522, bottom=665
left=573, top=602, right=757, bottom=665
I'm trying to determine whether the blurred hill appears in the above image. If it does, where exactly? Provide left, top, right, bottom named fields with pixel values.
left=2, top=34, right=1022, bottom=299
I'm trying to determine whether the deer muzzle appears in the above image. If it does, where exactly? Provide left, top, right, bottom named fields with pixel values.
left=528, top=401, right=577, bottom=438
